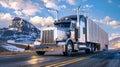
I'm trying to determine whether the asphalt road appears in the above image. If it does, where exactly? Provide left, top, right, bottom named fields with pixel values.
left=0, top=50, right=120, bottom=67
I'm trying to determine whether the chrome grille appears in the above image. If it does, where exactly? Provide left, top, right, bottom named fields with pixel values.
left=41, top=30, right=55, bottom=44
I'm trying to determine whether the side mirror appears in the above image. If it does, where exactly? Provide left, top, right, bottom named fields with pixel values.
left=76, top=22, right=79, bottom=28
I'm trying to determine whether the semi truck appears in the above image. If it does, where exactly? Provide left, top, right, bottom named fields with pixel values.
left=34, top=14, right=108, bottom=56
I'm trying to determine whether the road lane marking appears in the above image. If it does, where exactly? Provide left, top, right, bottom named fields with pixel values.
left=45, top=53, right=102, bottom=67
left=45, top=56, right=93, bottom=67
left=54, top=57, right=87, bottom=67
left=46, top=57, right=87, bottom=67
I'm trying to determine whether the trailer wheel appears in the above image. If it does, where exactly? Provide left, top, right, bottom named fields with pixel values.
left=90, top=44, right=94, bottom=54
left=91, top=47, right=94, bottom=54
left=85, top=43, right=94, bottom=54
left=63, top=41, right=73, bottom=56
left=94, top=45, right=97, bottom=51
left=36, top=51, right=45, bottom=55
left=97, top=45, right=100, bottom=51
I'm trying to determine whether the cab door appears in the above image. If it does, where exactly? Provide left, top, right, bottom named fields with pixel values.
left=79, top=17, right=86, bottom=43
left=70, top=21, right=80, bottom=42
left=70, top=21, right=76, bottom=41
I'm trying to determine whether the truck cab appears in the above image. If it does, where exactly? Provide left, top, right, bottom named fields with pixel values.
left=34, top=15, right=87, bottom=56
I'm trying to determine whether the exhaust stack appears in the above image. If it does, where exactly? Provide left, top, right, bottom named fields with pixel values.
left=55, top=10, right=58, bottom=21
left=76, top=6, right=80, bottom=28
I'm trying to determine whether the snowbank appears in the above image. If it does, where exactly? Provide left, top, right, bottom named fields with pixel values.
left=1, top=44, right=25, bottom=52
left=7, top=40, right=34, bottom=48
left=7, top=40, right=15, bottom=43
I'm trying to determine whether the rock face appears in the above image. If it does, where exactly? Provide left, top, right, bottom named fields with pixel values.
left=9, top=17, right=40, bottom=38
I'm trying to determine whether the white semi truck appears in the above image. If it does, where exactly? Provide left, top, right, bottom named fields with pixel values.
left=34, top=14, right=108, bottom=56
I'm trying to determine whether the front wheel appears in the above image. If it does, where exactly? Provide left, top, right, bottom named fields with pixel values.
left=63, top=41, right=73, bottom=56
left=36, top=51, right=45, bottom=55
left=85, top=49, right=90, bottom=54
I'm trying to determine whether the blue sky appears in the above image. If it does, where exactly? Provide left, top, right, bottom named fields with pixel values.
left=0, top=0, right=120, bottom=40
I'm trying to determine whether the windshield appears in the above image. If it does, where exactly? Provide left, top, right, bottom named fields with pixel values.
left=54, top=22, right=71, bottom=28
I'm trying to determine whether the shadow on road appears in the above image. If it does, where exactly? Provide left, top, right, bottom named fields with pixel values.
left=36, top=50, right=120, bottom=60
left=89, top=50, right=120, bottom=60
left=36, top=51, right=101, bottom=58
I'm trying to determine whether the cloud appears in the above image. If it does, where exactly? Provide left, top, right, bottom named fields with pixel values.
left=93, top=16, right=120, bottom=28
left=48, top=9, right=56, bottom=16
left=47, top=4, right=66, bottom=19
left=41, top=0, right=59, bottom=10
left=0, top=13, right=13, bottom=28
left=118, top=5, right=120, bottom=8
left=59, top=5, right=66, bottom=9
left=72, top=4, right=94, bottom=12
left=0, top=0, right=23, bottom=10
left=66, top=0, right=87, bottom=5
left=0, top=0, right=41, bottom=16
left=109, top=21, right=120, bottom=28
left=30, top=16, right=54, bottom=28
left=21, top=1, right=40, bottom=16
left=48, top=9, right=59, bottom=19
left=67, top=0, right=75, bottom=5
left=108, top=0, right=112, bottom=3
left=82, top=4, right=94, bottom=10
left=14, top=10, right=23, bottom=16
left=109, top=33, right=120, bottom=40
left=104, top=16, right=111, bottom=22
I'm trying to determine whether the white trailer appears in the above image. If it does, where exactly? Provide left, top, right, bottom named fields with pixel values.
left=86, top=19, right=108, bottom=50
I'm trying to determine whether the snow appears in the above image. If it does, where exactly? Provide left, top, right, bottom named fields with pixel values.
left=7, top=40, right=15, bottom=43
left=1, top=44, right=25, bottom=52
left=7, top=38, right=35, bottom=46
left=34, top=39, right=41, bottom=45
left=15, top=37, right=35, bottom=44
left=7, top=40, right=34, bottom=48
left=9, top=28, right=18, bottom=30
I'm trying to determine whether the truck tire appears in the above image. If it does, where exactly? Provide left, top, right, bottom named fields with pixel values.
left=94, top=45, right=97, bottom=51
left=36, top=51, right=45, bottom=55
left=90, top=44, right=94, bottom=54
left=63, top=41, right=73, bottom=56
left=85, top=43, right=94, bottom=54
left=97, top=45, right=100, bottom=51
left=85, top=49, right=94, bottom=54
left=91, top=47, right=94, bottom=54
left=85, top=49, right=90, bottom=54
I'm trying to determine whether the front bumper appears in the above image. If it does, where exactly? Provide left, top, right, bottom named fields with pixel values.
left=34, top=44, right=65, bottom=52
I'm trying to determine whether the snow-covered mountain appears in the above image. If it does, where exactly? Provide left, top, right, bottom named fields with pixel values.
left=9, top=17, right=40, bottom=38
left=109, top=37, right=120, bottom=49
left=109, top=42, right=120, bottom=49
left=0, top=17, right=40, bottom=43
left=109, top=37, right=120, bottom=45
